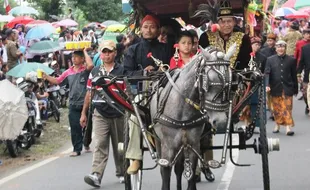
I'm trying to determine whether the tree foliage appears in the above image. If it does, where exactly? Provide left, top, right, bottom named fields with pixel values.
left=0, top=0, right=17, bottom=15
left=28, top=0, right=64, bottom=20
left=73, top=0, right=123, bottom=22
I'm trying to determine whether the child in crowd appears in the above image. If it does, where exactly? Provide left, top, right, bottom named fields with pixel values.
left=170, top=31, right=194, bottom=69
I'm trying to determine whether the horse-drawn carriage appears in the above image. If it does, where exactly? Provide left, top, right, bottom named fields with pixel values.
left=90, top=0, right=280, bottom=190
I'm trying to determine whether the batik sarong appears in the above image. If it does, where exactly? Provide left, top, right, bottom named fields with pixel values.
left=271, top=93, right=294, bottom=126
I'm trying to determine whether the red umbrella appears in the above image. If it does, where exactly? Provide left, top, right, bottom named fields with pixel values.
left=26, top=20, right=49, bottom=28
left=7, top=16, right=34, bottom=28
left=285, top=11, right=309, bottom=19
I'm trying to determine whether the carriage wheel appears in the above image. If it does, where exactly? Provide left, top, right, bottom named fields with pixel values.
left=124, top=113, right=143, bottom=190
left=259, top=98, right=270, bottom=190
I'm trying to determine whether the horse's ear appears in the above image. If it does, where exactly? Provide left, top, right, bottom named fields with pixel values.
left=199, top=45, right=211, bottom=60
left=224, top=43, right=237, bottom=61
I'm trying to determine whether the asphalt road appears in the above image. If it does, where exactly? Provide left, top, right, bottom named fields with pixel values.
left=0, top=98, right=309, bottom=190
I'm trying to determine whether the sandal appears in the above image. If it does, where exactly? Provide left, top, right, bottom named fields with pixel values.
left=69, top=152, right=81, bottom=157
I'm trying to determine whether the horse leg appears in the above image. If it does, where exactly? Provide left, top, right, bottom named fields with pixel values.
left=175, top=155, right=184, bottom=190
left=161, top=166, right=172, bottom=190
left=187, top=152, right=198, bottom=190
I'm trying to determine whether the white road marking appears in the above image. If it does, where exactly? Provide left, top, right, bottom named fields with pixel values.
left=216, top=134, right=239, bottom=190
left=0, top=148, right=72, bottom=187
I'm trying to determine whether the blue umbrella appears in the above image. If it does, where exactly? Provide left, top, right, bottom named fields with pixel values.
left=275, top=7, right=297, bottom=17
left=25, top=24, right=55, bottom=40
left=7, top=62, right=54, bottom=78
left=9, top=6, right=39, bottom=16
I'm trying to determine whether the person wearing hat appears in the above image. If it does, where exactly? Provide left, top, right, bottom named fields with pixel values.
left=123, top=14, right=172, bottom=175
left=297, top=38, right=310, bottom=115
left=196, top=0, right=252, bottom=181
left=260, top=33, right=278, bottom=120
left=5, top=29, right=22, bottom=76
left=260, top=33, right=277, bottom=58
left=43, top=48, right=94, bottom=156
left=198, top=0, right=252, bottom=70
left=80, top=40, right=126, bottom=187
left=283, top=21, right=302, bottom=56
left=240, top=37, right=266, bottom=131
left=265, top=40, right=298, bottom=136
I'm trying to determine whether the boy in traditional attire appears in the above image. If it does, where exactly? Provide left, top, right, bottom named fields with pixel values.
left=265, top=40, right=298, bottom=136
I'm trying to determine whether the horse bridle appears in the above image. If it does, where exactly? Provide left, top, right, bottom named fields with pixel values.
left=196, top=55, right=233, bottom=114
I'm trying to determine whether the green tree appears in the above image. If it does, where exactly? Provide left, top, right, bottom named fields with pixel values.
left=28, top=0, right=64, bottom=20
left=0, top=0, right=18, bottom=15
left=74, top=0, right=123, bottom=22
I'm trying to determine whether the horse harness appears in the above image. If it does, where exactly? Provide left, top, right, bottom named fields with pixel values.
left=153, top=54, right=233, bottom=129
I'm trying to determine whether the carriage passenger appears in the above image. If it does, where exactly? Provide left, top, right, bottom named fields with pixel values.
left=80, top=40, right=126, bottom=187
left=123, top=14, right=172, bottom=175
left=196, top=0, right=252, bottom=181
left=170, top=31, right=195, bottom=69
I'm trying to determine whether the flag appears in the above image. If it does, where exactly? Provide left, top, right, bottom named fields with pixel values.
left=3, top=0, right=11, bottom=15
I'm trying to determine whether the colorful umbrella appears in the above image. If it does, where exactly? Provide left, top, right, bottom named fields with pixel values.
left=274, top=7, right=297, bottom=17
left=28, top=41, right=64, bottom=54
left=57, top=19, right=78, bottom=27
left=295, top=0, right=310, bottom=10
left=7, top=16, right=34, bottom=28
left=286, top=11, right=309, bottom=18
left=9, top=6, right=39, bottom=16
left=7, top=62, right=54, bottom=78
left=85, top=22, right=103, bottom=28
left=25, top=23, right=55, bottom=40
left=26, top=20, right=49, bottom=28
left=101, top=20, right=121, bottom=27
left=0, top=15, right=14, bottom=22
left=105, top=24, right=126, bottom=32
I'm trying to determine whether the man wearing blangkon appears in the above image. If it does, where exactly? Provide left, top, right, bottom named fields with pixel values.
left=123, top=14, right=172, bottom=174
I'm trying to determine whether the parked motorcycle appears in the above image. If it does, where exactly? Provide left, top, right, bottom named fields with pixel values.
left=5, top=78, right=41, bottom=157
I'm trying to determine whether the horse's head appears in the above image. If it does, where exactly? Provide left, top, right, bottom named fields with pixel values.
left=196, top=44, right=236, bottom=130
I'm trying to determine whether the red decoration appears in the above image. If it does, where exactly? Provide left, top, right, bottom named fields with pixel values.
left=211, top=24, right=219, bottom=33
left=174, top=44, right=179, bottom=48
left=147, top=52, right=152, bottom=58
left=250, top=52, right=256, bottom=57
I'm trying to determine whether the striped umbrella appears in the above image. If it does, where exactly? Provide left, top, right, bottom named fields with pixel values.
left=275, top=7, right=297, bottom=17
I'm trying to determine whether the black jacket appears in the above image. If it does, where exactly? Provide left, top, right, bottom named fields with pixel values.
left=123, top=38, right=172, bottom=75
left=265, top=54, right=298, bottom=96
left=297, top=43, right=310, bottom=83
left=260, top=47, right=276, bottom=58
left=254, top=51, right=267, bottom=72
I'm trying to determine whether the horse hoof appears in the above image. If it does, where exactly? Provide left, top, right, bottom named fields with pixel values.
left=202, top=168, right=215, bottom=182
